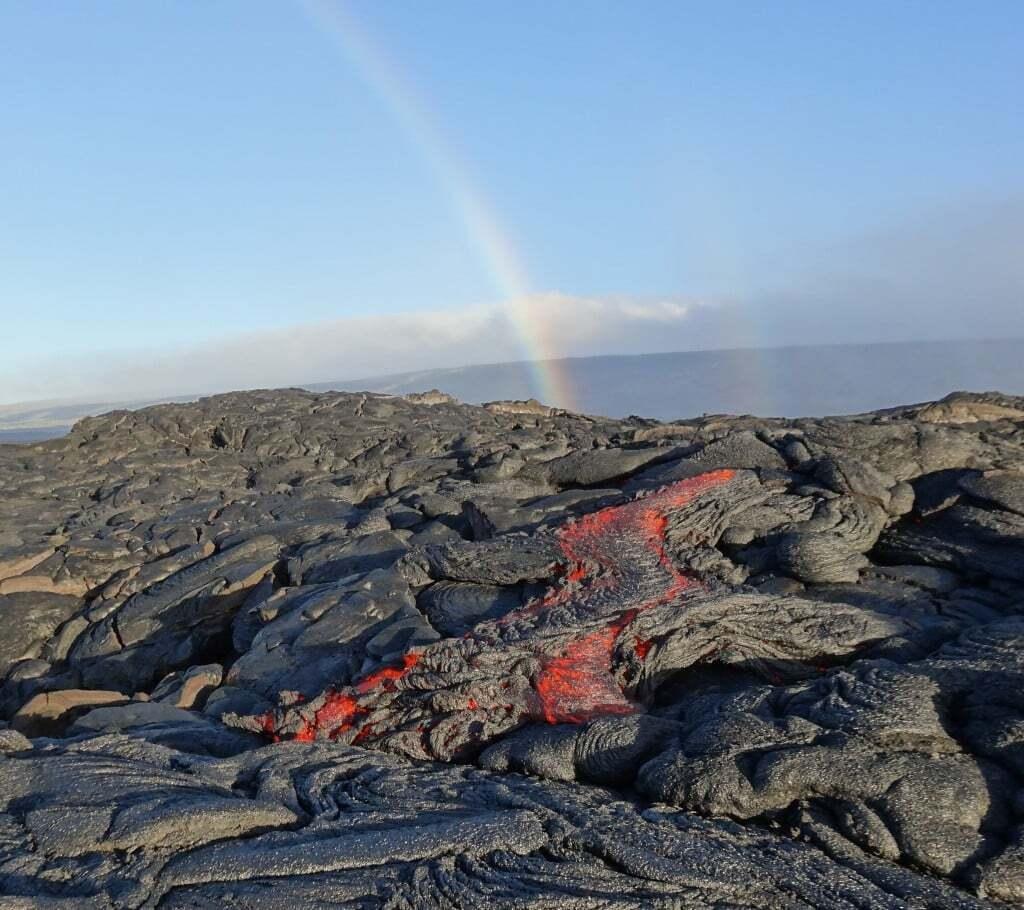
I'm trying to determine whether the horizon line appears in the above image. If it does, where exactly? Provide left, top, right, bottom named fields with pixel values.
left=3, top=334, right=1024, bottom=413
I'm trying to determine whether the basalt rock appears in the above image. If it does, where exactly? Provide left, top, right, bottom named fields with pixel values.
left=0, top=592, right=81, bottom=675
left=0, top=387, right=1022, bottom=905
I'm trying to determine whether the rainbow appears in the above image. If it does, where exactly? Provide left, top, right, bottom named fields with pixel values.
left=298, top=0, right=576, bottom=410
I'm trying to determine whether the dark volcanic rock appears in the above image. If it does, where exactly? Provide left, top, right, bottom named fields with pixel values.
left=0, top=592, right=81, bottom=675
left=0, top=387, right=1021, bottom=905
left=0, top=737, right=994, bottom=909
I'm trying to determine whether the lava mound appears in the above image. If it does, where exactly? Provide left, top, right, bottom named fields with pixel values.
left=1, top=388, right=1023, bottom=907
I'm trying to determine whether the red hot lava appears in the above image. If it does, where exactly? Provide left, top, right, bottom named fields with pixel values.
left=531, top=469, right=733, bottom=723
left=254, top=469, right=735, bottom=755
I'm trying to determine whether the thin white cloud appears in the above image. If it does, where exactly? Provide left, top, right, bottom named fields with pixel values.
left=3, top=196, right=1021, bottom=407
left=618, top=301, right=693, bottom=321
left=0, top=295, right=713, bottom=405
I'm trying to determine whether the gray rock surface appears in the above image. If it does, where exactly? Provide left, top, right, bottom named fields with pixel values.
left=0, top=387, right=1021, bottom=905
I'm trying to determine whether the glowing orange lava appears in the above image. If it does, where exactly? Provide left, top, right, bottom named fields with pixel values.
left=530, top=470, right=732, bottom=724
left=258, top=469, right=735, bottom=746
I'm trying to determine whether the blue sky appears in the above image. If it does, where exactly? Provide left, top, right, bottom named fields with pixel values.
left=1, top=1, right=1022, bottom=403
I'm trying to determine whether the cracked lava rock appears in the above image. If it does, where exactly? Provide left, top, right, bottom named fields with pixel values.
left=1, top=388, right=1024, bottom=907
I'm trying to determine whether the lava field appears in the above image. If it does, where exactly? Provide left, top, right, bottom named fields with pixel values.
left=1, top=388, right=1023, bottom=907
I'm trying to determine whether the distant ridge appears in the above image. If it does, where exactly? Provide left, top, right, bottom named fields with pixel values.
left=308, top=338, right=1024, bottom=421
left=0, top=395, right=200, bottom=443
left=3, top=339, right=1023, bottom=439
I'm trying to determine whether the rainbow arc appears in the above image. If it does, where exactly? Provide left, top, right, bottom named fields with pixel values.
left=300, top=0, right=576, bottom=409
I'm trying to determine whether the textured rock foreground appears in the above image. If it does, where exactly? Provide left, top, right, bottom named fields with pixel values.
left=1, top=388, right=1023, bottom=907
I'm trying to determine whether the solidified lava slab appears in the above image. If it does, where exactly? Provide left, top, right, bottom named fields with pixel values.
left=255, top=469, right=736, bottom=758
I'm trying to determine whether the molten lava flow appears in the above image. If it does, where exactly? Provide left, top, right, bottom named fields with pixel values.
left=634, top=637, right=653, bottom=660
left=255, top=469, right=736, bottom=755
left=355, top=651, right=421, bottom=693
left=529, top=470, right=732, bottom=724
left=258, top=648, right=422, bottom=743
left=535, top=611, right=639, bottom=723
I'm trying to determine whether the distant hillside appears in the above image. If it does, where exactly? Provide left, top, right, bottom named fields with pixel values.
left=3, top=339, right=1023, bottom=439
left=0, top=427, right=71, bottom=444
left=309, top=338, right=1024, bottom=420
left=0, top=396, right=199, bottom=442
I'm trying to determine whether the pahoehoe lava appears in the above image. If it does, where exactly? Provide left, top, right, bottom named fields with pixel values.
left=245, top=470, right=736, bottom=754
left=1, top=388, right=1023, bottom=907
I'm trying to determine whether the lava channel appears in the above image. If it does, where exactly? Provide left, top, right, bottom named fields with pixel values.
left=250, top=469, right=736, bottom=759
